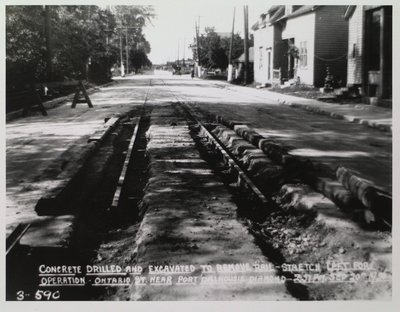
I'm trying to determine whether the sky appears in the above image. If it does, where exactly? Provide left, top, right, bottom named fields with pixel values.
left=3, top=0, right=374, bottom=65
left=143, top=0, right=268, bottom=64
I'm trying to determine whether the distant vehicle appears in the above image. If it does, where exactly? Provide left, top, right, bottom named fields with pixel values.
left=172, top=66, right=182, bottom=75
left=206, top=68, right=222, bottom=76
left=180, top=67, right=192, bottom=75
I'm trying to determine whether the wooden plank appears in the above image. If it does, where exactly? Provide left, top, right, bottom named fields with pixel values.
left=71, top=86, right=81, bottom=108
left=71, top=80, right=93, bottom=108
left=80, top=80, right=93, bottom=107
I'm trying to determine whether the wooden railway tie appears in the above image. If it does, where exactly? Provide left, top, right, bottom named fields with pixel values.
left=71, top=80, right=93, bottom=108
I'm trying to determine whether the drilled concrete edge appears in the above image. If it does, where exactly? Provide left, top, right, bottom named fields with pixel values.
left=277, top=184, right=392, bottom=275
left=88, top=116, right=121, bottom=144
left=214, top=115, right=387, bottom=222
left=34, top=115, right=125, bottom=215
left=212, top=119, right=393, bottom=273
left=209, top=121, right=392, bottom=295
left=35, top=141, right=99, bottom=215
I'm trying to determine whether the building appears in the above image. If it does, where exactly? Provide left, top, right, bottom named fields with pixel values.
left=252, top=6, right=283, bottom=84
left=234, top=47, right=254, bottom=82
left=345, top=5, right=392, bottom=106
left=252, top=5, right=349, bottom=87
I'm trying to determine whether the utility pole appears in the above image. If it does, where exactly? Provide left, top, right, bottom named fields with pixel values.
left=228, top=7, right=236, bottom=65
left=125, top=27, right=129, bottom=75
left=243, top=5, right=249, bottom=84
left=195, top=21, right=200, bottom=65
left=195, top=20, right=201, bottom=77
left=118, top=26, right=141, bottom=76
left=195, top=15, right=204, bottom=73
left=183, top=37, right=186, bottom=66
left=44, top=6, right=52, bottom=81
left=228, top=7, right=236, bottom=82
left=177, top=40, right=180, bottom=65
left=120, top=30, right=124, bottom=76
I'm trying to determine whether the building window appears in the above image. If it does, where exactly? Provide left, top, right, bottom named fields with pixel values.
left=299, top=41, right=307, bottom=67
left=352, top=43, right=357, bottom=58
left=259, top=47, right=263, bottom=69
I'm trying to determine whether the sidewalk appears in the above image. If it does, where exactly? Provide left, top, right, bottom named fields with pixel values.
left=274, top=93, right=392, bottom=133
left=220, top=82, right=392, bottom=133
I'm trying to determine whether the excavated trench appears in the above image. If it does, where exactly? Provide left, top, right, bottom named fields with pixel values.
left=186, top=122, right=310, bottom=300
left=181, top=104, right=391, bottom=300
left=7, top=102, right=391, bottom=301
left=6, top=107, right=151, bottom=300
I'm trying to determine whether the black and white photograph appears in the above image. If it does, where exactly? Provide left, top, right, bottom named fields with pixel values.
left=1, top=0, right=398, bottom=310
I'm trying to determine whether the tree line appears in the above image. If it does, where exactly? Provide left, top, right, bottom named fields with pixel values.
left=192, top=27, right=253, bottom=70
left=6, top=5, right=154, bottom=91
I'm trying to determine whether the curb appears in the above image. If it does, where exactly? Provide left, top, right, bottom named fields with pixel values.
left=275, top=97, right=392, bottom=133
left=222, top=81, right=392, bottom=134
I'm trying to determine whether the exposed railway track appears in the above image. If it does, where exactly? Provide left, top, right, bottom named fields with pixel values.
left=6, top=78, right=392, bottom=301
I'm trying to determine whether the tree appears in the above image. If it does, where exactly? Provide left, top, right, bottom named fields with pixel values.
left=220, top=33, right=244, bottom=63
left=112, top=5, right=154, bottom=73
left=52, top=6, right=115, bottom=81
left=129, top=49, right=152, bottom=73
left=6, top=5, right=154, bottom=90
left=194, top=27, right=227, bottom=69
left=6, top=6, right=47, bottom=89
left=192, top=27, right=249, bottom=70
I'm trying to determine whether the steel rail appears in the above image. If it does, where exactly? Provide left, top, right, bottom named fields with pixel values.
left=6, top=223, right=31, bottom=256
left=109, top=118, right=140, bottom=212
left=108, top=79, right=151, bottom=212
left=179, top=102, right=269, bottom=206
left=157, top=78, right=269, bottom=206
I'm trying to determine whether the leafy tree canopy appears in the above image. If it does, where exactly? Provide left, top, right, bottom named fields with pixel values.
left=192, top=27, right=251, bottom=70
left=6, top=5, right=154, bottom=89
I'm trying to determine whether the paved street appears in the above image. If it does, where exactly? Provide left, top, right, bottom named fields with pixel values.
left=6, top=72, right=392, bottom=233
left=5, top=72, right=393, bottom=301
left=154, top=72, right=392, bottom=193
left=5, top=3, right=395, bottom=305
